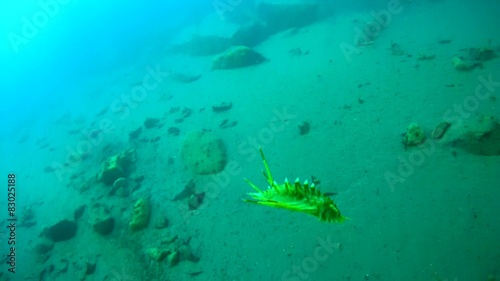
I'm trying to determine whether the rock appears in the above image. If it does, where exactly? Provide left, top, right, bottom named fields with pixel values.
left=53, top=258, right=69, bottom=274
left=34, top=241, right=54, bottom=255
left=212, top=102, right=232, bottom=113
left=112, top=177, right=129, bottom=197
left=85, top=260, right=96, bottom=275
left=167, top=127, right=180, bottom=136
left=129, top=197, right=151, bottom=231
left=78, top=178, right=93, bottom=193
left=417, top=54, right=436, bottom=61
left=390, top=42, right=404, bottom=56
left=73, top=205, right=86, bottom=220
left=402, top=123, right=425, bottom=148
left=231, top=22, right=270, bottom=47
left=438, top=115, right=500, bottom=155
left=167, top=251, right=180, bottom=267
left=93, top=217, right=115, bottom=236
left=181, top=131, right=227, bottom=175
left=219, top=119, right=237, bottom=129
left=178, top=244, right=200, bottom=262
left=256, top=1, right=320, bottom=36
left=169, top=72, right=202, bottom=84
left=155, top=216, right=169, bottom=229
left=211, top=46, right=266, bottom=70
left=34, top=241, right=54, bottom=263
left=173, top=179, right=196, bottom=201
left=230, top=2, right=325, bottom=47
left=181, top=107, right=192, bottom=118
left=452, top=56, right=477, bottom=71
left=163, top=234, right=178, bottom=244
left=467, top=46, right=497, bottom=62
left=169, top=35, right=232, bottom=56
left=98, top=161, right=124, bottom=186
left=452, top=46, right=496, bottom=71
left=431, top=122, right=451, bottom=140
left=98, top=149, right=135, bottom=186
left=129, top=127, right=142, bottom=139
left=113, top=177, right=127, bottom=187
left=147, top=248, right=168, bottom=262
left=19, top=206, right=36, bottom=227
left=188, top=193, right=205, bottom=210
left=144, top=118, right=160, bottom=129
left=44, top=220, right=77, bottom=242
left=298, top=121, right=310, bottom=135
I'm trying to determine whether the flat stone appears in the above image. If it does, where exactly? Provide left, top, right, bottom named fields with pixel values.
left=181, top=131, right=227, bottom=174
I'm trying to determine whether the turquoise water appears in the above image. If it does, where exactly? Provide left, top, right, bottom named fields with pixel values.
left=1, top=0, right=499, bottom=280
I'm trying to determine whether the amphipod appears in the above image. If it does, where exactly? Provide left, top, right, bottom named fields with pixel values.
left=243, top=148, right=346, bottom=223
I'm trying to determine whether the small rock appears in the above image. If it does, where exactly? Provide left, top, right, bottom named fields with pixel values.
left=181, top=107, right=192, bottom=118
left=402, top=123, right=425, bottom=148
left=169, top=72, right=202, bottom=84
left=437, top=39, right=452, bottom=44
left=144, top=118, right=160, bottom=129
left=219, top=119, right=237, bottom=129
left=173, top=179, right=196, bottom=201
left=162, top=235, right=178, bottom=244
left=134, top=175, right=145, bottom=183
left=298, top=121, right=310, bottom=135
left=85, top=260, right=96, bottom=275
left=148, top=248, right=168, bottom=262
left=288, top=48, right=302, bottom=56
left=212, top=102, right=232, bottom=113
left=167, top=251, right=180, bottom=267
left=169, top=107, right=180, bottom=114
left=73, top=205, right=86, bottom=220
left=178, top=244, right=200, bottom=262
left=34, top=241, right=54, bottom=263
left=188, top=193, right=205, bottom=210
left=93, top=217, right=115, bottom=236
left=391, top=42, right=404, bottom=56
left=417, top=54, right=436, bottom=61
left=431, top=122, right=451, bottom=140
left=129, top=127, right=142, bottom=139
left=113, top=177, right=127, bottom=188
left=34, top=241, right=54, bottom=255
left=112, top=177, right=129, bottom=197
left=168, top=127, right=180, bottom=136
left=155, top=216, right=169, bottom=229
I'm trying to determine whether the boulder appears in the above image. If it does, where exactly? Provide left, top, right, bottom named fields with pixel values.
left=211, top=46, right=266, bottom=70
left=169, top=35, right=232, bottom=56
left=44, top=220, right=77, bottom=242
left=181, top=131, right=227, bottom=174
left=98, top=149, right=135, bottom=186
left=438, top=114, right=500, bottom=155
left=256, top=1, right=319, bottom=33
left=231, top=22, right=271, bottom=47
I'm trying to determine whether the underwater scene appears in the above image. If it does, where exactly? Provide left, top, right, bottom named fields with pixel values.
left=1, top=0, right=499, bottom=280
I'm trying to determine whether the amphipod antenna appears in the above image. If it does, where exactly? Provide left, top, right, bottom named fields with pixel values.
left=259, top=148, right=274, bottom=186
